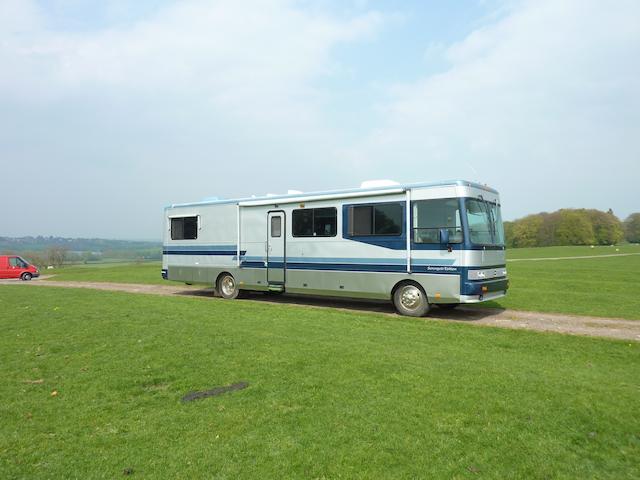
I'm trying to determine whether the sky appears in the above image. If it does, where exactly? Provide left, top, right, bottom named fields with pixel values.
left=1, top=0, right=638, bottom=240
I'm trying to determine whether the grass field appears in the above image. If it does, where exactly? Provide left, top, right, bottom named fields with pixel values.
left=1, top=285, right=638, bottom=479
left=483, top=248, right=640, bottom=320
left=506, top=244, right=640, bottom=259
left=44, top=245, right=640, bottom=320
left=44, top=261, right=164, bottom=285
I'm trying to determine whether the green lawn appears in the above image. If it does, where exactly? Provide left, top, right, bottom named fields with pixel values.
left=43, top=245, right=640, bottom=320
left=1, top=286, right=638, bottom=479
left=506, top=244, right=640, bottom=259
left=485, top=253, right=640, bottom=320
left=45, top=261, right=164, bottom=285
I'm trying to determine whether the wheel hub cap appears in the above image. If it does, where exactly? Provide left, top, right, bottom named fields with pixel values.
left=400, top=286, right=422, bottom=310
left=221, top=277, right=235, bottom=296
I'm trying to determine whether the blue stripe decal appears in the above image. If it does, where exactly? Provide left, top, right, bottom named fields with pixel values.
left=242, top=256, right=455, bottom=266
left=239, top=260, right=461, bottom=274
left=163, top=245, right=245, bottom=256
left=164, top=250, right=246, bottom=256
left=163, top=244, right=238, bottom=251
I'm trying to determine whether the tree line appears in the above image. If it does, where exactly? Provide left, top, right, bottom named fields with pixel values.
left=504, top=209, right=640, bottom=248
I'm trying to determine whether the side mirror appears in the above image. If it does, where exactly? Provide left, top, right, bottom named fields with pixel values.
left=439, top=228, right=450, bottom=245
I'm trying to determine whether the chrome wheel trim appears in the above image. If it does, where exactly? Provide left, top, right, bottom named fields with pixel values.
left=220, top=275, right=236, bottom=297
left=399, top=285, right=424, bottom=311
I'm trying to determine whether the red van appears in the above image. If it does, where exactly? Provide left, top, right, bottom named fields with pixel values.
left=0, top=255, right=40, bottom=280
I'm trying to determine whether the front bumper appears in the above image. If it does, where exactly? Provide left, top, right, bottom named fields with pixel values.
left=461, top=277, right=509, bottom=296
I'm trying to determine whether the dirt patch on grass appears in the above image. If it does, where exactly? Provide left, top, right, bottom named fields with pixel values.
left=181, top=382, right=249, bottom=403
left=4, top=278, right=639, bottom=342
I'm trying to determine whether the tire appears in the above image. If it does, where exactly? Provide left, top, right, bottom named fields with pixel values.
left=21, top=272, right=33, bottom=281
left=437, top=303, right=458, bottom=310
left=393, top=282, right=430, bottom=317
left=217, top=273, right=240, bottom=299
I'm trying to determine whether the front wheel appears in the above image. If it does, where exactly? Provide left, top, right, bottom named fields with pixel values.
left=393, top=282, right=430, bottom=317
left=217, top=273, right=240, bottom=299
left=21, top=272, right=33, bottom=281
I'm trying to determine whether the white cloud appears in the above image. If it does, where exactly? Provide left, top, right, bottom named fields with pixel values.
left=346, top=0, right=640, bottom=219
left=0, top=0, right=385, bottom=237
left=1, top=0, right=638, bottom=237
left=1, top=0, right=383, bottom=117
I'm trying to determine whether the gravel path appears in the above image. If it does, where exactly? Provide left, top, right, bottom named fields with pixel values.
left=3, top=278, right=639, bottom=342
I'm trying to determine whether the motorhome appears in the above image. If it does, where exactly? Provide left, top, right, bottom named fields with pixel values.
left=162, top=180, right=508, bottom=316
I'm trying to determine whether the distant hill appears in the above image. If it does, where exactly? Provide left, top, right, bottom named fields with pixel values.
left=0, top=236, right=161, bottom=264
left=0, top=236, right=160, bottom=253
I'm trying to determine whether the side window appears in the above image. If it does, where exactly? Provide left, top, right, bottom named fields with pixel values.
left=292, top=208, right=337, bottom=237
left=9, top=257, right=19, bottom=267
left=313, top=208, right=337, bottom=237
left=412, top=198, right=463, bottom=244
left=347, top=202, right=403, bottom=236
left=271, top=216, right=282, bottom=237
left=292, top=209, right=313, bottom=237
left=171, top=216, right=198, bottom=240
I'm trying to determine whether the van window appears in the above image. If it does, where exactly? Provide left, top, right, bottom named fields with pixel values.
left=348, top=202, right=403, bottom=236
left=171, top=216, right=198, bottom=240
left=292, top=208, right=337, bottom=237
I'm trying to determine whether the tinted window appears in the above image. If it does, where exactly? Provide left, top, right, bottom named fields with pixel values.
left=374, top=203, right=402, bottom=235
left=412, top=198, right=462, bottom=244
left=292, top=208, right=337, bottom=237
left=292, top=209, right=313, bottom=236
left=171, top=216, right=198, bottom=240
left=313, top=208, right=337, bottom=237
left=349, top=203, right=403, bottom=236
left=352, top=206, right=373, bottom=235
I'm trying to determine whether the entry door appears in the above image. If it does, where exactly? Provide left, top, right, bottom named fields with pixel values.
left=267, top=211, right=285, bottom=284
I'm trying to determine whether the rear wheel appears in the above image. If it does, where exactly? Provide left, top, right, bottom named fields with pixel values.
left=21, top=272, right=33, bottom=281
left=393, top=282, right=430, bottom=317
left=217, top=273, right=240, bottom=299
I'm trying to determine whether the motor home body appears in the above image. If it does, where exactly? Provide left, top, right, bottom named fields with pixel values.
left=162, top=180, right=508, bottom=316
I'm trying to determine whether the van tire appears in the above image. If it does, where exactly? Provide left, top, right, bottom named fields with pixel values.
left=217, top=273, right=240, bottom=299
left=21, top=272, right=33, bottom=281
left=393, top=282, right=430, bottom=317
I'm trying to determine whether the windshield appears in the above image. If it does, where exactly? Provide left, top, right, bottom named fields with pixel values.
left=465, top=198, right=504, bottom=246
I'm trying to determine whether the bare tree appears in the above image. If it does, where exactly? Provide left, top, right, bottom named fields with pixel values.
left=46, top=247, right=68, bottom=267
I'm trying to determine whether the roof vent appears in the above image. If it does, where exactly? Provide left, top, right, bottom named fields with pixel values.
left=360, top=179, right=400, bottom=189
